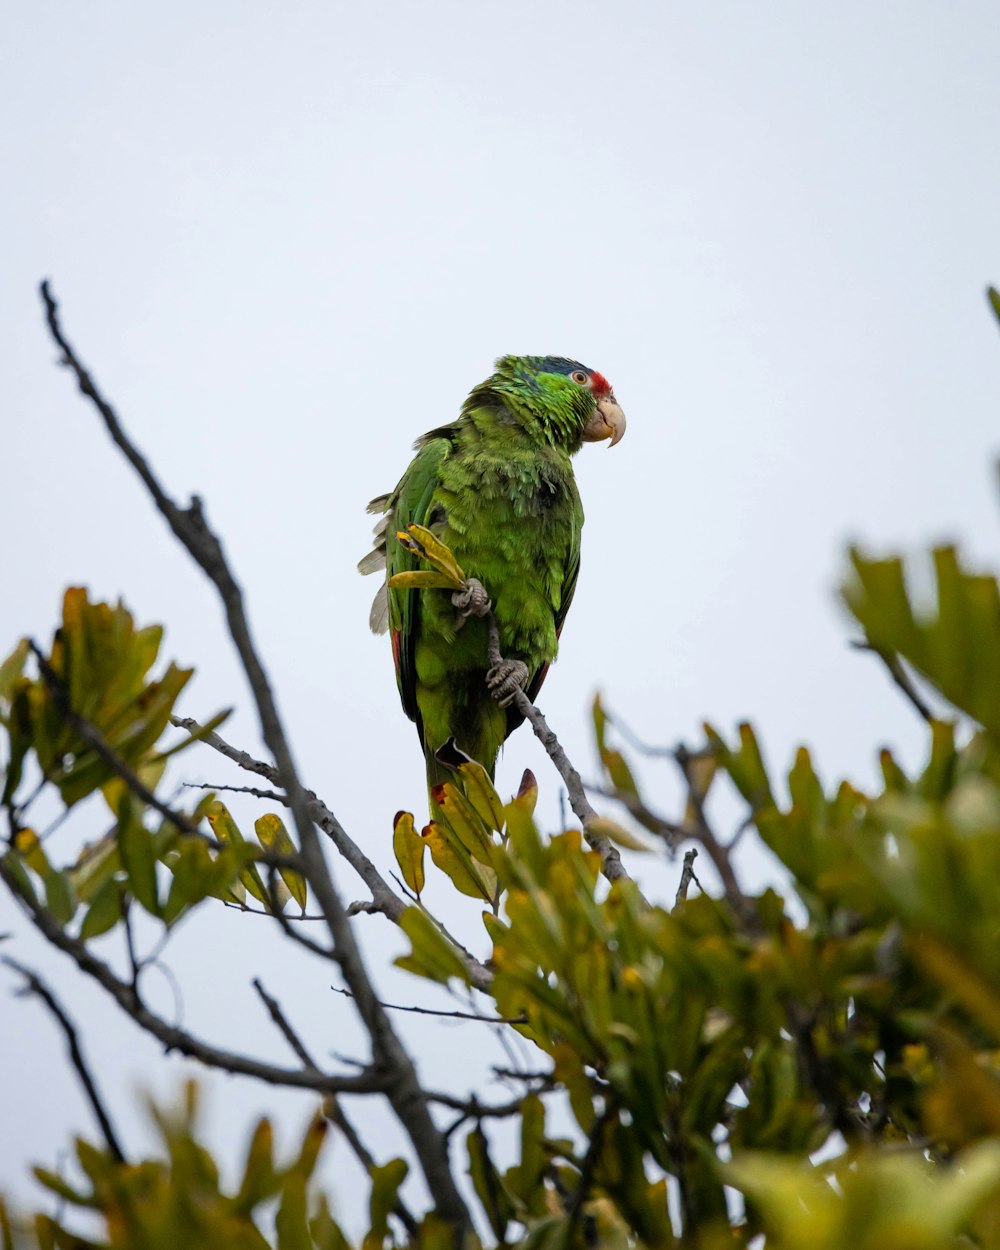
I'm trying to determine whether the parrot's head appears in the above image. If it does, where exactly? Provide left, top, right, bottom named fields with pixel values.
left=480, top=355, right=626, bottom=451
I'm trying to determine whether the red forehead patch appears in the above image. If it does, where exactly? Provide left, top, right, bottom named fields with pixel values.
left=589, top=370, right=611, bottom=397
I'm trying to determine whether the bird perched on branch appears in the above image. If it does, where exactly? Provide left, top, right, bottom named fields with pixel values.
left=359, top=355, right=626, bottom=795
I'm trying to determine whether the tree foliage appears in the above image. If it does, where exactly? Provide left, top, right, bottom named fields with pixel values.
left=3, top=286, right=1000, bottom=1247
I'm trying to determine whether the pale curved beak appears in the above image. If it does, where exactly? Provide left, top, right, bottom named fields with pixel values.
left=582, top=394, right=626, bottom=447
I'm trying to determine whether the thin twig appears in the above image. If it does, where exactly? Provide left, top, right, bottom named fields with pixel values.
left=426, top=1089, right=546, bottom=1119
left=252, top=977, right=320, bottom=1070
left=851, top=640, right=934, bottom=723
left=3, top=957, right=127, bottom=1163
left=261, top=863, right=338, bottom=963
left=183, top=780, right=287, bottom=803
left=223, top=900, right=329, bottom=921
left=1, top=825, right=381, bottom=1100
left=330, top=985, right=526, bottom=1026
left=602, top=712, right=676, bottom=759
left=251, top=977, right=420, bottom=1237
left=674, top=745, right=758, bottom=929
left=42, top=283, right=469, bottom=1229
left=563, top=1100, right=615, bottom=1245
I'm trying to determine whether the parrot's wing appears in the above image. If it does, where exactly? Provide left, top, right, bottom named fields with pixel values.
left=383, top=436, right=453, bottom=729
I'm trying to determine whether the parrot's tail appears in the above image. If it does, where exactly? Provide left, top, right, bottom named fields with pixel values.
left=424, top=737, right=497, bottom=820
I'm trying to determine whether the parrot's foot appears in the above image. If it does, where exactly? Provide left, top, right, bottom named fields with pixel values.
left=452, top=577, right=492, bottom=620
left=487, top=658, right=530, bottom=708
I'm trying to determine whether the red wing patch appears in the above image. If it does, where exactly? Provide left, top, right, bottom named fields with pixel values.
left=391, top=629, right=403, bottom=679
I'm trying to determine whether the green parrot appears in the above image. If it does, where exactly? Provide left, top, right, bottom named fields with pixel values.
left=358, top=355, right=626, bottom=796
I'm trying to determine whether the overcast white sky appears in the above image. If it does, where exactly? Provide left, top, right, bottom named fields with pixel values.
left=3, top=0, right=1000, bottom=1234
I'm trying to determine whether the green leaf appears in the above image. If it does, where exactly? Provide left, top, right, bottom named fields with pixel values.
left=392, top=811, right=425, bottom=897
left=706, top=721, right=775, bottom=810
left=68, top=832, right=120, bottom=903
left=988, top=285, right=1000, bottom=328
left=1, top=851, right=37, bottom=906
left=395, top=906, right=472, bottom=985
left=2, top=685, right=32, bottom=806
left=100, top=756, right=167, bottom=818
left=365, top=1158, right=408, bottom=1250
left=507, top=1093, right=548, bottom=1216
left=79, top=876, right=123, bottom=940
left=0, top=639, right=28, bottom=702
left=845, top=546, right=1000, bottom=742
left=117, top=800, right=160, bottom=916
left=310, top=1196, right=350, bottom=1250
left=43, top=870, right=76, bottom=925
left=31, top=1167, right=92, bottom=1208
left=467, top=1125, right=514, bottom=1240
left=234, top=1119, right=279, bottom=1214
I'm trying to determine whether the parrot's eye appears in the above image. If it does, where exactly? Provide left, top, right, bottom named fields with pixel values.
left=570, top=370, right=589, bottom=385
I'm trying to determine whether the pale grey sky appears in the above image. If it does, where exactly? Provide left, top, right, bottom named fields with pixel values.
left=3, top=0, right=1000, bottom=1233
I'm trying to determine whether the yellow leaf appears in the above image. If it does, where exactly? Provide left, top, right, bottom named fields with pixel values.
left=207, top=801, right=269, bottom=906
left=388, top=571, right=459, bottom=591
left=14, top=828, right=49, bottom=876
left=396, top=524, right=465, bottom=586
left=0, top=639, right=28, bottom=702
left=392, top=811, right=425, bottom=897
left=512, top=769, right=538, bottom=817
left=457, top=761, right=506, bottom=832
left=423, top=822, right=494, bottom=900
left=395, top=907, right=472, bottom=985
left=434, top=783, right=498, bottom=868
left=254, top=814, right=307, bottom=913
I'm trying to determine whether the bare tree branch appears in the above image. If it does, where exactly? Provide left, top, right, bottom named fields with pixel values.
left=673, top=744, right=756, bottom=926
left=425, top=1089, right=546, bottom=1120
left=563, top=1099, right=615, bottom=1245
left=3, top=957, right=127, bottom=1163
left=252, top=977, right=420, bottom=1238
left=0, top=858, right=383, bottom=1097
left=41, top=282, right=469, bottom=1228
left=252, top=976, right=321, bottom=1070
left=673, top=848, right=699, bottom=910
